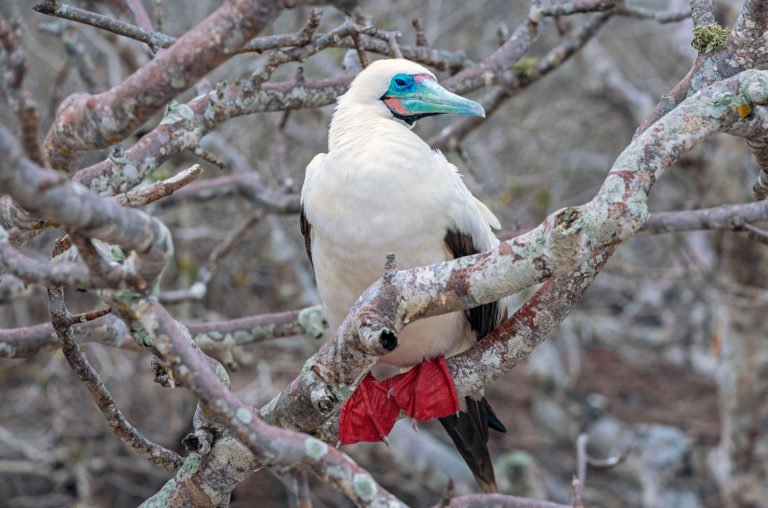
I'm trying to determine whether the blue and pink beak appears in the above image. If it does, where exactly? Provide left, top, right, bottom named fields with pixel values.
left=381, top=73, right=485, bottom=124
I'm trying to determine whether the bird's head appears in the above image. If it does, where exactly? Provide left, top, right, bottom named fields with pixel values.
left=340, top=59, right=485, bottom=126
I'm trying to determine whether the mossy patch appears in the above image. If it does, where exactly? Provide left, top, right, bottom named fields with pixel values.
left=513, top=57, right=541, bottom=83
left=691, top=23, right=728, bottom=53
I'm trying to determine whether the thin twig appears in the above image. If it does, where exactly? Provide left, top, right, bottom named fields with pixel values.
left=34, top=0, right=174, bottom=51
left=641, top=199, right=768, bottom=234
left=46, top=284, right=183, bottom=472
left=412, top=18, right=428, bottom=47
left=294, top=469, right=313, bottom=508
left=571, top=476, right=584, bottom=508
left=0, top=306, right=325, bottom=359
left=160, top=211, right=263, bottom=306
left=743, top=222, right=768, bottom=245
left=430, top=12, right=612, bottom=150
left=124, top=0, right=154, bottom=32
left=116, top=164, right=203, bottom=207
left=38, top=21, right=100, bottom=93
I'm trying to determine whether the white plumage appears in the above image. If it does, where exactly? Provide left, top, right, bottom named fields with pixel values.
left=301, top=59, right=502, bottom=368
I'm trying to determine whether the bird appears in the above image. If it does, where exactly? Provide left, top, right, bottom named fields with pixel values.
left=300, top=58, right=508, bottom=492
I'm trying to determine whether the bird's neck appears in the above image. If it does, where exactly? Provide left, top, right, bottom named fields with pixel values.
left=328, top=104, right=422, bottom=153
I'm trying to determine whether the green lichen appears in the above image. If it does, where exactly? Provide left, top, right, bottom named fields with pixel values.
left=177, top=453, right=201, bottom=479
left=512, top=57, right=541, bottom=83
left=330, top=383, right=353, bottom=404
left=691, top=23, right=728, bottom=53
left=706, top=90, right=751, bottom=118
left=235, top=407, right=252, bottom=424
left=298, top=305, right=326, bottom=339
left=139, top=478, right=177, bottom=508
left=304, top=436, right=328, bottom=460
left=160, top=100, right=195, bottom=125
left=353, top=473, right=377, bottom=501
left=139, top=455, right=200, bottom=507
left=300, top=361, right=318, bottom=386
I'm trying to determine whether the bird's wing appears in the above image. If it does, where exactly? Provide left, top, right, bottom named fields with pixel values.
left=436, top=151, right=507, bottom=493
left=438, top=150, right=507, bottom=340
left=299, top=153, right=326, bottom=267
left=300, top=207, right=313, bottom=266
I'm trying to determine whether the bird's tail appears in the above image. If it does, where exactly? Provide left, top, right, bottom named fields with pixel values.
left=438, top=396, right=506, bottom=493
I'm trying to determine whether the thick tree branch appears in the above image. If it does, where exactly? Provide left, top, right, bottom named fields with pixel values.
left=40, top=0, right=288, bottom=170
left=0, top=124, right=172, bottom=290
left=635, top=0, right=767, bottom=136
left=0, top=229, right=141, bottom=290
left=135, top=300, right=407, bottom=507
left=71, top=75, right=351, bottom=196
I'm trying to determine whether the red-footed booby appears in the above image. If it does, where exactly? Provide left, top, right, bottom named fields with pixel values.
left=300, top=59, right=507, bottom=492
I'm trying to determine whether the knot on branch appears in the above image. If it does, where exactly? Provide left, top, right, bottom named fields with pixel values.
left=555, top=207, right=581, bottom=230
left=357, top=312, right=399, bottom=354
left=352, top=253, right=401, bottom=353
left=44, top=92, right=91, bottom=171
left=300, top=362, right=338, bottom=417
left=182, top=427, right=213, bottom=455
left=152, top=356, right=177, bottom=387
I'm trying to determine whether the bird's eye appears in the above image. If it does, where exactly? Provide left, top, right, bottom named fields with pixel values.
left=394, top=78, right=407, bottom=87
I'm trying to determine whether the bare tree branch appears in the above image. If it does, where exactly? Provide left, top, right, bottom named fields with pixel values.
left=136, top=300, right=407, bottom=507
left=430, top=11, right=612, bottom=150
left=0, top=124, right=172, bottom=290
left=34, top=0, right=175, bottom=52
left=46, top=284, right=183, bottom=472
left=116, top=163, right=203, bottom=207
left=38, top=21, right=100, bottom=93
left=641, top=199, right=768, bottom=234
left=40, top=0, right=302, bottom=170
left=0, top=306, right=325, bottom=359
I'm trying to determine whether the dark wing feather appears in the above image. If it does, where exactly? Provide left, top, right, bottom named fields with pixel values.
left=300, top=205, right=313, bottom=267
left=443, top=229, right=506, bottom=340
left=440, top=398, right=497, bottom=493
left=440, top=228, right=508, bottom=493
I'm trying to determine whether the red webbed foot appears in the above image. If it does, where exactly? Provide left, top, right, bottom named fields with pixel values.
left=338, top=372, right=399, bottom=445
left=338, top=356, right=459, bottom=445
left=384, top=356, right=460, bottom=422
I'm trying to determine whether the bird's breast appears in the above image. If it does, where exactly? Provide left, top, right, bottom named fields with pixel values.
left=304, top=146, right=469, bottom=364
